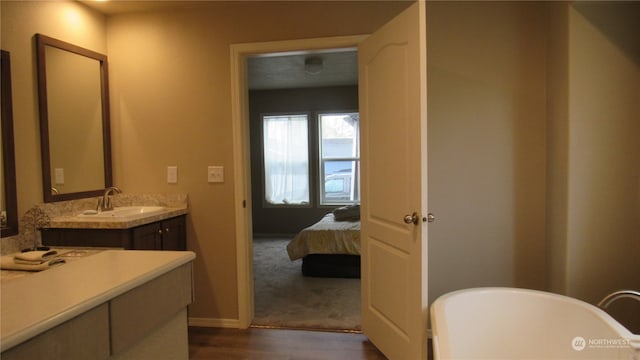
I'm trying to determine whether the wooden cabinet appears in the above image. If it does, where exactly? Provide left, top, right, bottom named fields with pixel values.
left=1, top=261, right=193, bottom=360
left=160, top=216, right=185, bottom=250
left=42, top=215, right=186, bottom=250
left=131, top=217, right=186, bottom=250
left=2, top=303, right=110, bottom=360
left=109, top=263, right=192, bottom=356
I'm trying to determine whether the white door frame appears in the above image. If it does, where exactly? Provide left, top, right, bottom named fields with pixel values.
left=230, top=35, right=368, bottom=328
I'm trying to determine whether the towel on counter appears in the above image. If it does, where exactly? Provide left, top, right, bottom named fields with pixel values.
left=1, top=250, right=65, bottom=271
left=14, top=250, right=58, bottom=265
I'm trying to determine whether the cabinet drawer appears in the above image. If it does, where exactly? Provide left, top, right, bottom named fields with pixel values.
left=42, top=228, right=128, bottom=248
left=109, top=262, right=193, bottom=355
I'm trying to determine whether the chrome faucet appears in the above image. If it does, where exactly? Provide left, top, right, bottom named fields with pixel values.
left=99, top=186, right=122, bottom=212
left=597, top=290, right=640, bottom=309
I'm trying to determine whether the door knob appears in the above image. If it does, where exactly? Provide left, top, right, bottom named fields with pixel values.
left=426, top=213, right=435, bottom=223
left=403, top=212, right=419, bottom=225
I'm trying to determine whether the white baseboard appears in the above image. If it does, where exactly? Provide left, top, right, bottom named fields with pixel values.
left=188, top=317, right=242, bottom=328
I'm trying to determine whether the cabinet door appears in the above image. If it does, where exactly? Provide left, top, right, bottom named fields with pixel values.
left=2, top=303, right=110, bottom=360
left=110, top=263, right=192, bottom=355
left=161, top=216, right=186, bottom=250
left=131, top=222, right=161, bottom=250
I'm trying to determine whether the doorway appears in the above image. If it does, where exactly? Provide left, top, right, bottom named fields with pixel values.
left=232, top=4, right=428, bottom=358
left=249, top=104, right=360, bottom=330
left=230, top=35, right=368, bottom=329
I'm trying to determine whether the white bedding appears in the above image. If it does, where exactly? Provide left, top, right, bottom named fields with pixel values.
left=286, top=213, right=361, bottom=261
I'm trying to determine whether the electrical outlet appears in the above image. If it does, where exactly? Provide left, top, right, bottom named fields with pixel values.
left=54, top=168, right=65, bottom=184
left=208, top=166, right=224, bottom=183
left=167, top=166, right=178, bottom=184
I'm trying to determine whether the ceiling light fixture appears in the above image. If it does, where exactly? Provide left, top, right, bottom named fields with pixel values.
left=304, top=57, right=323, bottom=75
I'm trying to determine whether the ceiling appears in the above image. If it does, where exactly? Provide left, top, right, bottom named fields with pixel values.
left=79, top=1, right=210, bottom=15
left=247, top=50, right=358, bottom=90
left=80, top=1, right=359, bottom=90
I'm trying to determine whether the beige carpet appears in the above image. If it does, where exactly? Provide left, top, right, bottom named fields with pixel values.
left=252, top=237, right=361, bottom=331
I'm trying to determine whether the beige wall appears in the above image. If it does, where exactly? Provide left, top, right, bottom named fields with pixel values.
left=429, top=0, right=639, bottom=330
left=1, top=1, right=107, bottom=216
left=565, top=2, right=640, bottom=330
left=548, top=0, right=640, bottom=331
left=565, top=1, right=639, bottom=303
left=426, top=1, right=548, bottom=304
left=104, top=1, right=408, bottom=322
left=547, top=2, right=640, bottom=331
left=546, top=2, right=570, bottom=295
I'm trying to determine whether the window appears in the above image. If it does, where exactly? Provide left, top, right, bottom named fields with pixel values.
left=261, top=112, right=360, bottom=207
left=319, top=113, right=360, bottom=205
left=262, top=114, right=309, bottom=205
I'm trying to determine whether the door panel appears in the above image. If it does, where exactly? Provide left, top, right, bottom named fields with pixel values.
left=359, top=2, right=428, bottom=359
left=370, top=241, right=410, bottom=331
left=161, top=217, right=186, bottom=250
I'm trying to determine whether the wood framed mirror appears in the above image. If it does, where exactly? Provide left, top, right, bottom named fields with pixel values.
left=1, top=49, right=19, bottom=237
left=35, top=34, right=112, bottom=202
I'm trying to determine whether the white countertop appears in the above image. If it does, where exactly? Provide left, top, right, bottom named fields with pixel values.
left=1, top=248, right=107, bottom=282
left=0, top=250, right=196, bottom=351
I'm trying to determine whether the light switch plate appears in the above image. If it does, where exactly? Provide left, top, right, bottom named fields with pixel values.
left=208, top=166, right=224, bottom=183
left=167, top=166, right=178, bottom=184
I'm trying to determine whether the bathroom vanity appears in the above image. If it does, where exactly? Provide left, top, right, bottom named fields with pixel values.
left=0, top=250, right=195, bottom=360
left=41, top=207, right=188, bottom=250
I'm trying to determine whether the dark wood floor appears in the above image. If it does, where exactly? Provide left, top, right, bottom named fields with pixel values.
left=188, top=327, right=389, bottom=360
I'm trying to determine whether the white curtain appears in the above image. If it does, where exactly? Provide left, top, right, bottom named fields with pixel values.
left=263, top=115, right=309, bottom=205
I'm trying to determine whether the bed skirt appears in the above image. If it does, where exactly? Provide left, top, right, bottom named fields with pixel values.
left=301, top=254, right=361, bottom=279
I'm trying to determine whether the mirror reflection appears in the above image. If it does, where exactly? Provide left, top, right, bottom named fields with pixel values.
left=1, top=49, right=18, bottom=237
left=36, top=34, right=112, bottom=202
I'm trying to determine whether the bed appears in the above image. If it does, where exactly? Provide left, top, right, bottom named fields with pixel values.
left=286, top=212, right=361, bottom=278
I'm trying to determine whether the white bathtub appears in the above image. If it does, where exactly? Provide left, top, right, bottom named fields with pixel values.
left=430, top=287, right=640, bottom=359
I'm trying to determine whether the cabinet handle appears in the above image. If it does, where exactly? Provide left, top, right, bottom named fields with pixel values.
left=158, top=229, right=163, bottom=235
left=165, top=228, right=170, bottom=233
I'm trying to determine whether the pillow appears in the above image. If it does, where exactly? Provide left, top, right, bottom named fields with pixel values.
left=333, top=204, right=360, bottom=221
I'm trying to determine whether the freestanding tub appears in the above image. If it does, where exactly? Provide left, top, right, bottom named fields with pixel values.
left=430, top=287, right=640, bottom=359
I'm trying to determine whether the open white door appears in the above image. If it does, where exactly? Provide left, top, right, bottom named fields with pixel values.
left=359, top=2, right=428, bottom=359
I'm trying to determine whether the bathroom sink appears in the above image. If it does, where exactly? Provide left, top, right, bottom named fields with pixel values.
left=77, top=206, right=166, bottom=219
